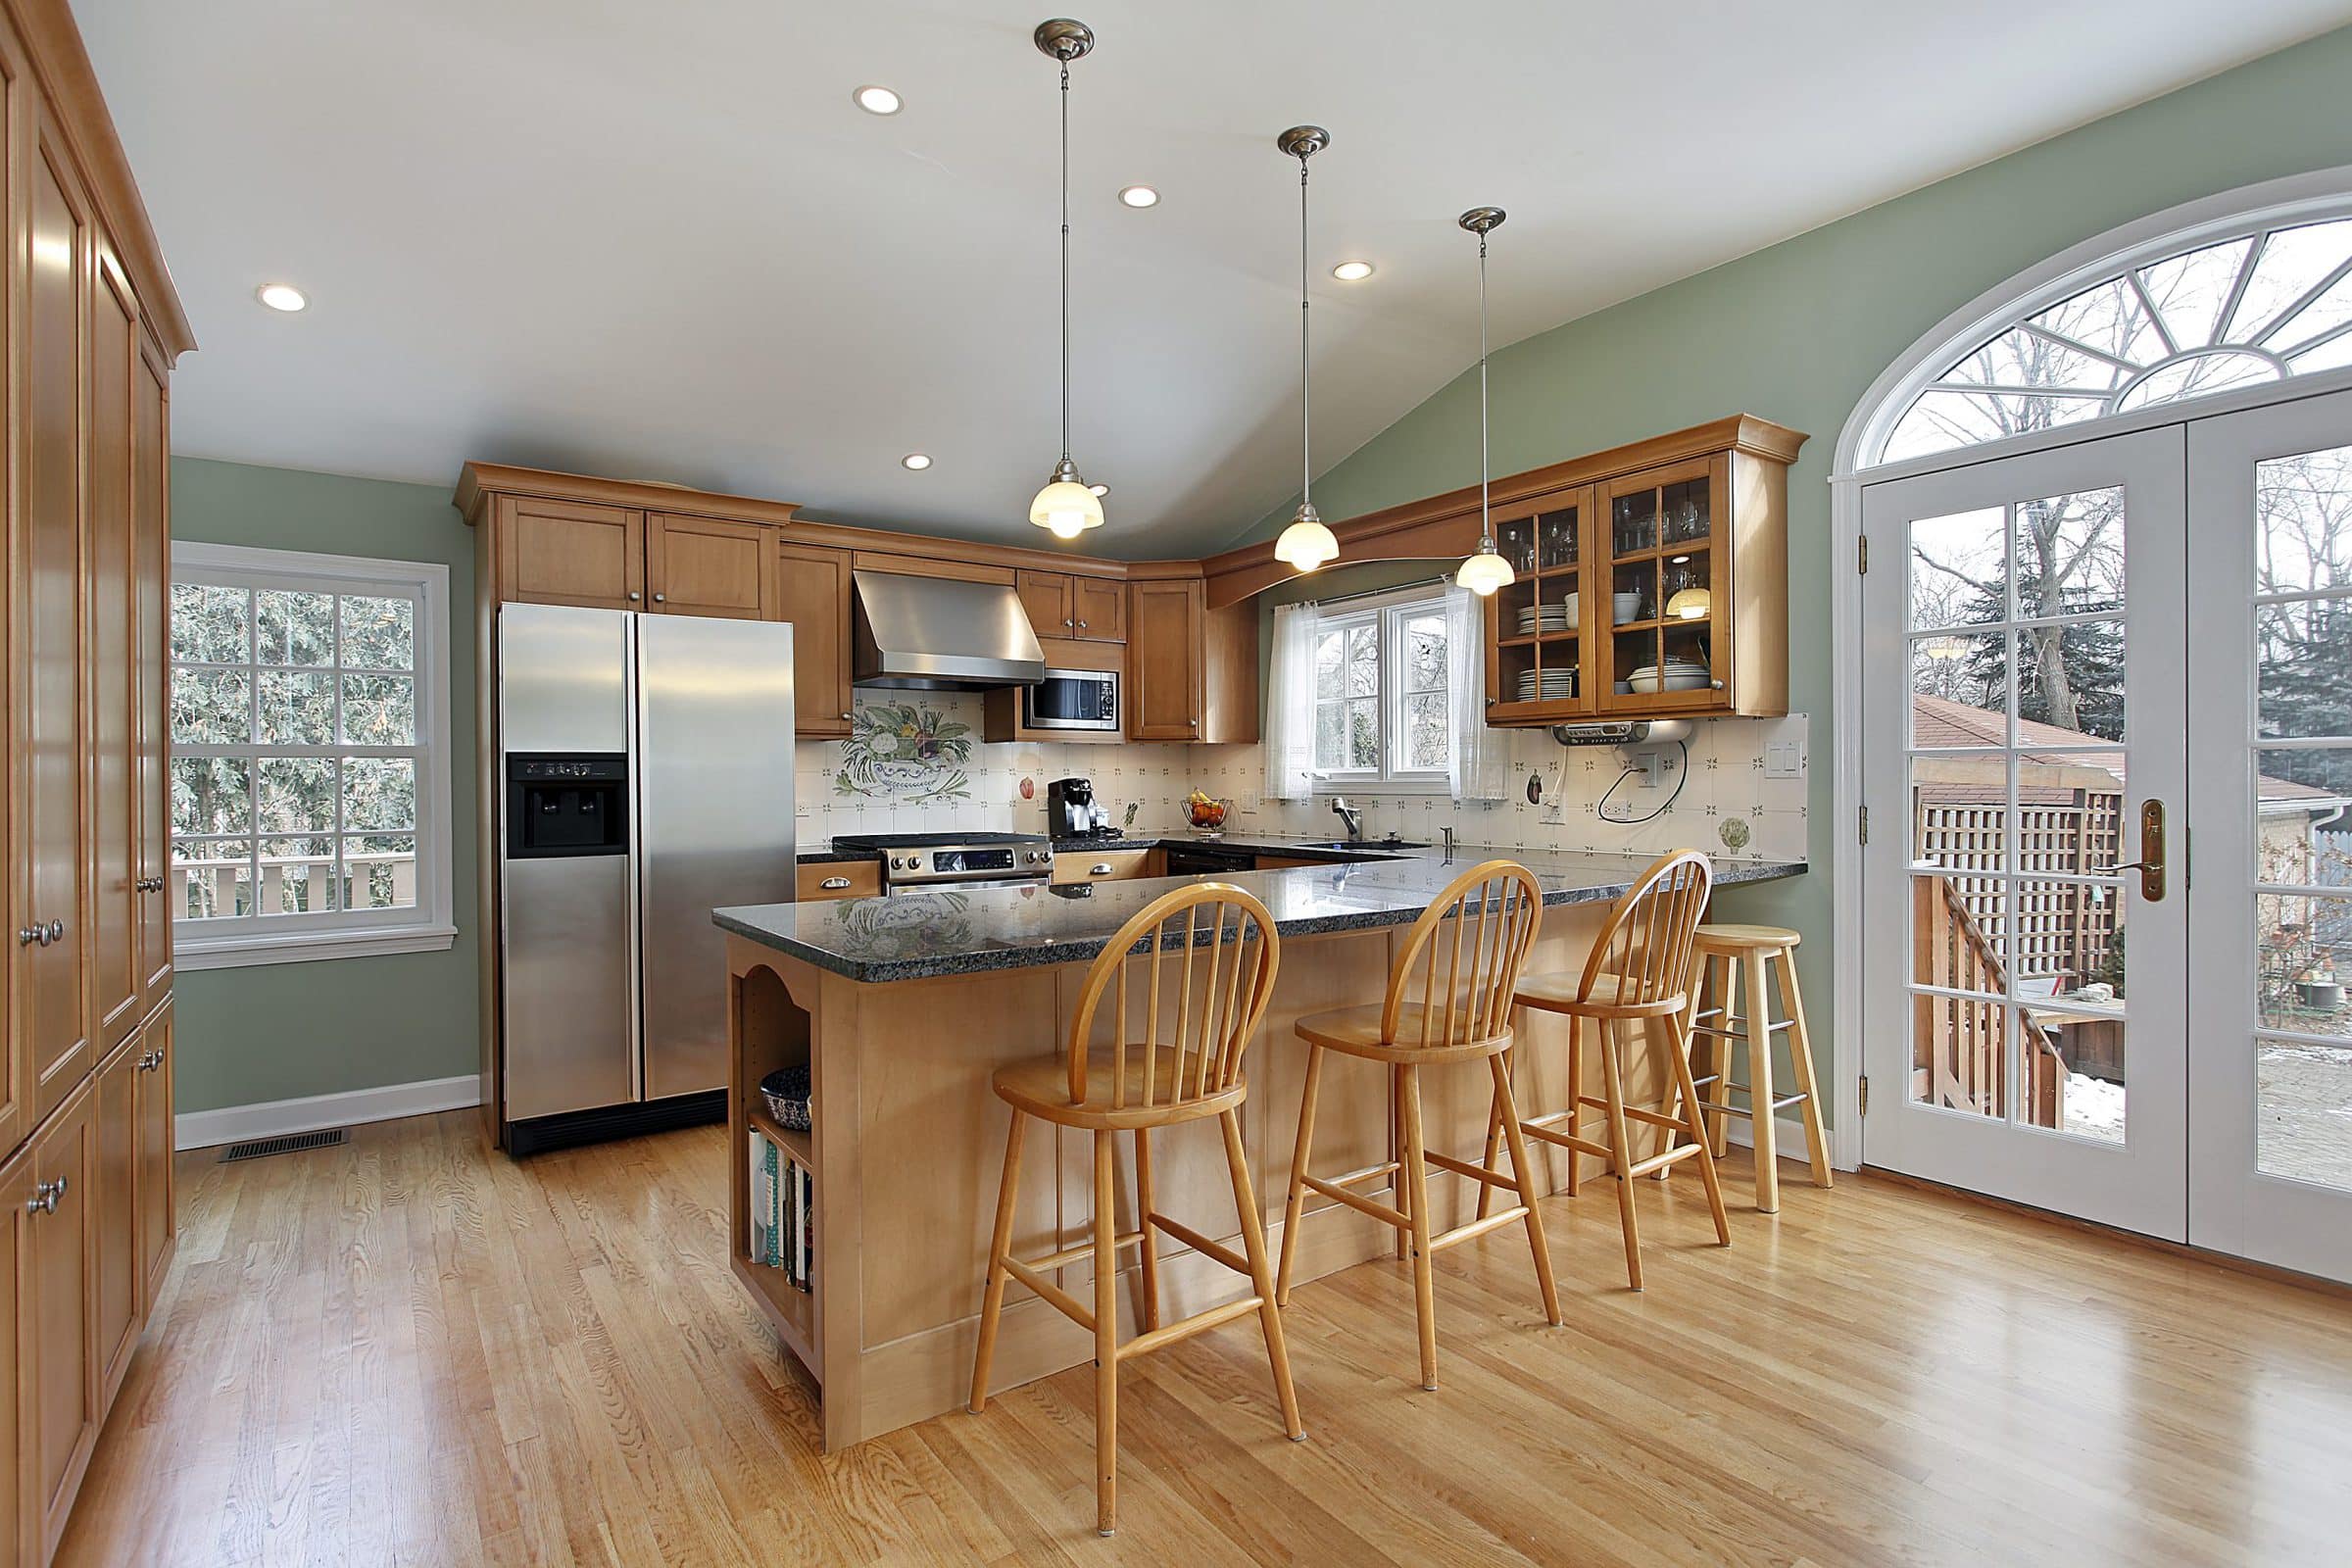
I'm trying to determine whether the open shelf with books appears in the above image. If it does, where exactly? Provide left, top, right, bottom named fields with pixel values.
left=729, top=959, right=820, bottom=1381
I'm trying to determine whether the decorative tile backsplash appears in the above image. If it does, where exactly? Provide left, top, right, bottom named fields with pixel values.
left=796, top=693, right=1809, bottom=864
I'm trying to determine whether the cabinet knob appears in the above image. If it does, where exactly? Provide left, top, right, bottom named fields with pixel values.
left=652, top=593, right=666, bottom=604
left=1076, top=620, right=1087, bottom=630
left=819, top=877, right=852, bottom=891
left=1063, top=617, right=1074, bottom=627
left=1188, top=718, right=1198, bottom=729
left=26, top=1178, right=65, bottom=1215
left=17, top=925, right=39, bottom=947
left=1709, top=680, right=1725, bottom=691
left=46, top=919, right=63, bottom=945
left=841, top=711, right=851, bottom=720
left=627, top=591, right=642, bottom=602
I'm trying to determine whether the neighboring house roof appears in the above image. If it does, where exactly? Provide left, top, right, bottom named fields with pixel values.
left=1908, top=694, right=2347, bottom=813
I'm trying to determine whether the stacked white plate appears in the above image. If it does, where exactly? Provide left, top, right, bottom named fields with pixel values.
left=1626, top=661, right=1711, bottom=693
left=1514, top=601, right=1575, bottom=637
left=1514, top=669, right=1578, bottom=701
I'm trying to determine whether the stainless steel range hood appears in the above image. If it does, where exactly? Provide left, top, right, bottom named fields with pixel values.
left=851, top=569, right=1047, bottom=690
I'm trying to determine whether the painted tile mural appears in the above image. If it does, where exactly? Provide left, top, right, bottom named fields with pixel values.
left=796, top=692, right=1809, bottom=866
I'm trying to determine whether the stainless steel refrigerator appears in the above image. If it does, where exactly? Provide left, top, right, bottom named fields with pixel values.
left=497, top=604, right=795, bottom=1152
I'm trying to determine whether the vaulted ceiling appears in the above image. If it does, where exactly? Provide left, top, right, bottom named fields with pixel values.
left=75, top=0, right=2352, bottom=556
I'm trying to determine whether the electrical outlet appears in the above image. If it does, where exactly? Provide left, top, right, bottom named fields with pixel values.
left=1765, top=740, right=1802, bottom=778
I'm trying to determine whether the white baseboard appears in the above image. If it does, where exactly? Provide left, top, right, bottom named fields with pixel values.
left=1726, top=1110, right=1855, bottom=1173
left=175, top=1073, right=481, bottom=1152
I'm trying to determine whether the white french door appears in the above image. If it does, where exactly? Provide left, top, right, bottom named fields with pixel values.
left=2186, top=388, right=2352, bottom=1282
left=1860, top=429, right=2190, bottom=1239
left=1860, top=390, right=2352, bottom=1281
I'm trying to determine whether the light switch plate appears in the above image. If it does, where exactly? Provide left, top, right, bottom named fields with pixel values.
left=1765, top=740, right=1803, bottom=778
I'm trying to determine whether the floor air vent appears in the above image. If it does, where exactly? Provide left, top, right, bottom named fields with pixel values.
left=219, top=1128, right=348, bottom=1162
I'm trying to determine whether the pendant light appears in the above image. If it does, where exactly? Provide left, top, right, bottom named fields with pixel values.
left=1029, top=19, right=1104, bottom=541
left=1272, top=125, right=1339, bottom=573
left=1454, top=207, right=1515, bottom=596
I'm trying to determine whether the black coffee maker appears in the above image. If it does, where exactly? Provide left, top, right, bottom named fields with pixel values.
left=1047, top=776, right=1102, bottom=838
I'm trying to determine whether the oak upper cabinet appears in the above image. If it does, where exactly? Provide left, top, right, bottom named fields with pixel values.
left=88, top=251, right=143, bottom=1057
left=1126, top=579, right=1204, bottom=740
left=1016, top=569, right=1125, bottom=642
left=1126, top=577, right=1258, bottom=744
left=134, top=1000, right=175, bottom=1305
left=774, top=542, right=854, bottom=738
left=1481, top=421, right=1797, bottom=726
left=135, top=337, right=172, bottom=1020
left=495, top=495, right=646, bottom=610
left=26, top=1080, right=97, bottom=1564
left=20, top=108, right=95, bottom=1129
left=648, top=513, right=775, bottom=619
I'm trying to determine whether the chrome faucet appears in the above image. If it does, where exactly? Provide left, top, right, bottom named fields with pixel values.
left=1442, top=824, right=1456, bottom=858
left=1330, top=796, right=1363, bottom=843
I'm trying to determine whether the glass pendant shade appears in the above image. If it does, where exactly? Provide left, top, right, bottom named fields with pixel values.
left=1455, top=548, right=1514, bottom=596
left=1273, top=507, right=1339, bottom=571
left=1030, top=466, right=1104, bottom=539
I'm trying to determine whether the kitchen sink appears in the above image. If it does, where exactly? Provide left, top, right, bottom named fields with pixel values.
left=1298, top=839, right=1425, bottom=852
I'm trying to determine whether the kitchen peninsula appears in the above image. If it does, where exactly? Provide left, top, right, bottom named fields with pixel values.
left=716, top=843, right=1802, bottom=1449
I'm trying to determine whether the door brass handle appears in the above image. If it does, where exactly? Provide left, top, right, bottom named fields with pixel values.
left=2093, top=800, right=2167, bottom=902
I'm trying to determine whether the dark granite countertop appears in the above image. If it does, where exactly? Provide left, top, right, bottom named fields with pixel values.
left=718, top=841, right=1805, bottom=984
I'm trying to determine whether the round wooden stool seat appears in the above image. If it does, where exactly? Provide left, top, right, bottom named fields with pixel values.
left=1693, top=923, right=1800, bottom=952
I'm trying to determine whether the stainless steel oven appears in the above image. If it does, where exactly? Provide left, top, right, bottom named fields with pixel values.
left=1022, top=664, right=1120, bottom=732
left=828, top=832, right=1055, bottom=896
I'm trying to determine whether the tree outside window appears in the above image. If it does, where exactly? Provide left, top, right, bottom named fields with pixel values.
left=1310, top=597, right=1451, bottom=786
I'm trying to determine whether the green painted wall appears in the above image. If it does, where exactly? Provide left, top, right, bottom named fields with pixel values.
left=1235, top=26, right=2352, bottom=1117
left=168, top=458, right=477, bottom=1113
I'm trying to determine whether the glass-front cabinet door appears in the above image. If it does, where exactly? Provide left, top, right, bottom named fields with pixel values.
left=1593, top=455, right=1731, bottom=715
left=1485, top=486, right=1595, bottom=720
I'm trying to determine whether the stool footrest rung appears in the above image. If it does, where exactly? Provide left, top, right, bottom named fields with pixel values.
left=1147, top=1212, right=1251, bottom=1277
left=1626, top=1144, right=1706, bottom=1181
left=1301, top=1173, right=1410, bottom=1230
left=1520, top=1118, right=1610, bottom=1160
left=1116, top=1295, right=1262, bottom=1362
left=1026, top=1228, right=1148, bottom=1272
left=1430, top=1207, right=1530, bottom=1252
left=1692, top=1088, right=1810, bottom=1122
left=1324, top=1159, right=1402, bottom=1190
left=1422, top=1149, right=1522, bottom=1189
left=1001, top=1256, right=1096, bottom=1333
left=1690, top=1016, right=1795, bottom=1043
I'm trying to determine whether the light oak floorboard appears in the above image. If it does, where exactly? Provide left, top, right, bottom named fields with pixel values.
left=54, top=1110, right=2352, bottom=1566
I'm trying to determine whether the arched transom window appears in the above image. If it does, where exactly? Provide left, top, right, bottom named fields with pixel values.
left=1884, top=214, right=2352, bottom=464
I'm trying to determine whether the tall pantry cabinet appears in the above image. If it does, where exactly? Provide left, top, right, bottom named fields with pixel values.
left=0, top=2, right=191, bottom=1562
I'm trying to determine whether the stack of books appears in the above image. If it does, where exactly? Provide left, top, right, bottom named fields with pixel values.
left=750, top=1129, right=814, bottom=1291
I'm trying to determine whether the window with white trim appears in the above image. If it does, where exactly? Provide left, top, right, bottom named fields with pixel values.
left=1310, top=593, right=1453, bottom=788
left=169, top=542, right=455, bottom=968
left=1883, top=212, right=2352, bottom=464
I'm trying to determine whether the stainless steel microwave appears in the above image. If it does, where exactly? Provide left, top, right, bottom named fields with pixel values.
left=1022, top=665, right=1120, bottom=731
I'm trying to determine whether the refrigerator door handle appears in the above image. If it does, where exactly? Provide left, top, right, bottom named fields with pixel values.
left=626, top=612, right=647, bottom=1103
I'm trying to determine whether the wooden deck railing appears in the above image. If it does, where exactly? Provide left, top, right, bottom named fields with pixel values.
left=1912, top=875, right=2065, bottom=1129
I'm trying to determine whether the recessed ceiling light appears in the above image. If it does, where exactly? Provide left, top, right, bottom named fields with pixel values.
left=854, top=84, right=902, bottom=116
left=256, top=282, right=308, bottom=312
left=1117, top=185, right=1158, bottom=209
left=901, top=453, right=933, bottom=470
left=1088, top=483, right=1108, bottom=497
left=1331, top=261, right=1374, bottom=282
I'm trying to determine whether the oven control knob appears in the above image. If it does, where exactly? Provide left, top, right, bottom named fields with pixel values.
left=890, top=856, right=904, bottom=869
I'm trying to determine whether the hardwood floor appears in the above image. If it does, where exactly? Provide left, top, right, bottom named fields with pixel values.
left=55, top=1110, right=2352, bottom=1566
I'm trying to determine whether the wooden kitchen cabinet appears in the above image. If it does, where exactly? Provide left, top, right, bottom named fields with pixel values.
left=91, top=1040, right=138, bottom=1406
left=134, top=338, right=172, bottom=1022
left=796, top=860, right=880, bottom=902
left=496, top=496, right=646, bottom=610
left=25, top=1079, right=96, bottom=1565
left=1484, top=440, right=1790, bottom=725
left=1016, top=569, right=1124, bottom=642
left=1127, top=578, right=1257, bottom=744
left=1050, top=848, right=1162, bottom=884
left=648, top=513, right=775, bottom=619
left=1, top=1141, right=25, bottom=1568
left=775, top=542, right=854, bottom=738
left=88, top=251, right=143, bottom=1057
left=134, top=1001, right=175, bottom=1306
left=22, top=105, right=95, bottom=1128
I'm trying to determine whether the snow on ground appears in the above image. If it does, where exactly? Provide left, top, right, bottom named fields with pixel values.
left=2056, top=1046, right=2352, bottom=1191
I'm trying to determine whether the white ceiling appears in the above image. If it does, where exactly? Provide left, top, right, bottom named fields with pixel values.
left=74, top=0, right=2352, bottom=557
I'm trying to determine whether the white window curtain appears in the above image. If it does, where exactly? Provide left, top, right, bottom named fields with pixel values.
left=1264, top=599, right=1320, bottom=802
left=1445, top=584, right=1506, bottom=800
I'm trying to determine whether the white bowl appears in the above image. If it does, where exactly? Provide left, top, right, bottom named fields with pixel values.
left=1611, top=592, right=1643, bottom=625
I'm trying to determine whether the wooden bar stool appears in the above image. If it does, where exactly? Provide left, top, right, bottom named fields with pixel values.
left=967, top=882, right=1301, bottom=1538
left=1491, top=851, right=1731, bottom=1291
left=1682, top=923, right=1832, bottom=1213
left=1278, top=860, right=1560, bottom=1394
